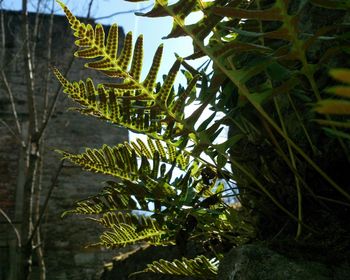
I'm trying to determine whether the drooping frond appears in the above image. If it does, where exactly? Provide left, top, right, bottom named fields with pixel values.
left=56, top=142, right=180, bottom=199
left=56, top=0, right=180, bottom=101
left=78, top=180, right=157, bottom=215
left=316, top=69, right=350, bottom=115
left=315, top=68, right=350, bottom=140
left=53, top=67, right=200, bottom=138
left=91, top=212, right=159, bottom=230
left=61, top=181, right=142, bottom=216
left=88, top=212, right=172, bottom=248
left=129, top=0, right=233, bottom=44
left=130, top=255, right=219, bottom=279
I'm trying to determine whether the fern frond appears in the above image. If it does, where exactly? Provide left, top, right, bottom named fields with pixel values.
left=315, top=68, right=350, bottom=140
left=90, top=212, right=153, bottom=229
left=90, top=212, right=171, bottom=248
left=57, top=0, right=175, bottom=102
left=56, top=138, right=200, bottom=199
left=54, top=68, right=200, bottom=139
left=61, top=181, right=147, bottom=216
left=130, top=255, right=219, bottom=279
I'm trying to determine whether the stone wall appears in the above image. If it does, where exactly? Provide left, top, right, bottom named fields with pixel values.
left=0, top=10, right=128, bottom=280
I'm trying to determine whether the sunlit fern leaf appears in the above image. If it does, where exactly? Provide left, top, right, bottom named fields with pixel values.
left=56, top=140, right=200, bottom=199
left=90, top=212, right=142, bottom=228
left=127, top=137, right=192, bottom=170
left=100, top=224, right=168, bottom=248
left=315, top=100, right=350, bottom=115
left=315, top=68, right=350, bottom=139
left=61, top=181, right=149, bottom=216
left=130, top=255, right=219, bottom=279
left=62, top=195, right=134, bottom=217
left=56, top=0, right=197, bottom=119
left=132, top=0, right=230, bottom=41
left=316, top=69, right=350, bottom=115
left=90, top=212, right=169, bottom=236
left=54, top=66, right=199, bottom=140
left=56, top=0, right=170, bottom=100
left=91, top=213, right=171, bottom=248
left=56, top=144, right=140, bottom=180
left=53, top=68, right=168, bottom=133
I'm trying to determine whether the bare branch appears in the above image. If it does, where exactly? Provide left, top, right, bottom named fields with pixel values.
left=86, top=0, right=94, bottom=19
left=0, top=119, right=23, bottom=145
left=0, top=5, right=23, bottom=142
left=28, top=160, right=64, bottom=244
left=94, top=3, right=153, bottom=21
left=31, top=0, right=44, bottom=70
left=35, top=55, right=75, bottom=142
left=42, top=0, right=55, bottom=123
left=22, top=0, right=38, bottom=135
left=0, top=207, right=21, bottom=247
left=0, top=71, right=23, bottom=141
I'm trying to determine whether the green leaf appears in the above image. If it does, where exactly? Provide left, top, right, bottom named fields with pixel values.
left=217, top=154, right=228, bottom=169
left=322, top=127, right=350, bottom=140
left=197, top=112, right=216, bottom=132
left=326, top=86, right=350, bottom=98
left=315, top=100, right=350, bottom=115
left=130, top=255, right=219, bottom=279
left=214, top=134, right=244, bottom=154
left=329, top=68, right=350, bottom=84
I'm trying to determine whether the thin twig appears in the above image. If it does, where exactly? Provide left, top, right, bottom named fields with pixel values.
left=35, top=142, right=46, bottom=280
left=86, top=0, right=94, bottom=19
left=28, top=160, right=64, bottom=244
left=94, top=4, right=153, bottom=21
left=0, top=207, right=21, bottom=247
left=31, top=0, right=43, bottom=69
left=0, top=71, right=24, bottom=143
left=42, top=0, right=55, bottom=123
left=35, top=55, right=75, bottom=142
left=0, top=9, right=23, bottom=141
left=0, top=119, right=23, bottom=144
left=22, top=0, right=38, bottom=135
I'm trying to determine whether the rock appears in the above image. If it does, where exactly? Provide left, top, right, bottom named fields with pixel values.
left=218, top=244, right=350, bottom=280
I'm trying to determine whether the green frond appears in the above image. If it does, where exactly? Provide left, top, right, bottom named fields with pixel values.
left=55, top=2, right=206, bottom=140
left=56, top=139, right=197, bottom=199
left=54, top=67, right=199, bottom=139
left=57, top=0, right=176, bottom=101
left=90, top=212, right=151, bottom=229
left=130, top=255, right=219, bottom=279
left=98, top=223, right=169, bottom=248
left=134, top=0, right=210, bottom=40
left=91, top=212, right=171, bottom=248
left=61, top=181, right=145, bottom=216
left=315, top=68, right=350, bottom=140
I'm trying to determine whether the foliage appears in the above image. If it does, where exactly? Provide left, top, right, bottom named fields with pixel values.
left=315, top=68, right=350, bottom=140
left=55, top=0, right=350, bottom=278
left=129, top=255, right=219, bottom=279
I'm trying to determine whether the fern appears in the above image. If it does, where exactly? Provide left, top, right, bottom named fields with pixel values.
left=88, top=212, right=172, bottom=248
left=55, top=0, right=350, bottom=278
left=315, top=68, right=350, bottom=140
left=55, top=0, right=202, bottom=141
left=130, top=255, right=219, bottom=279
